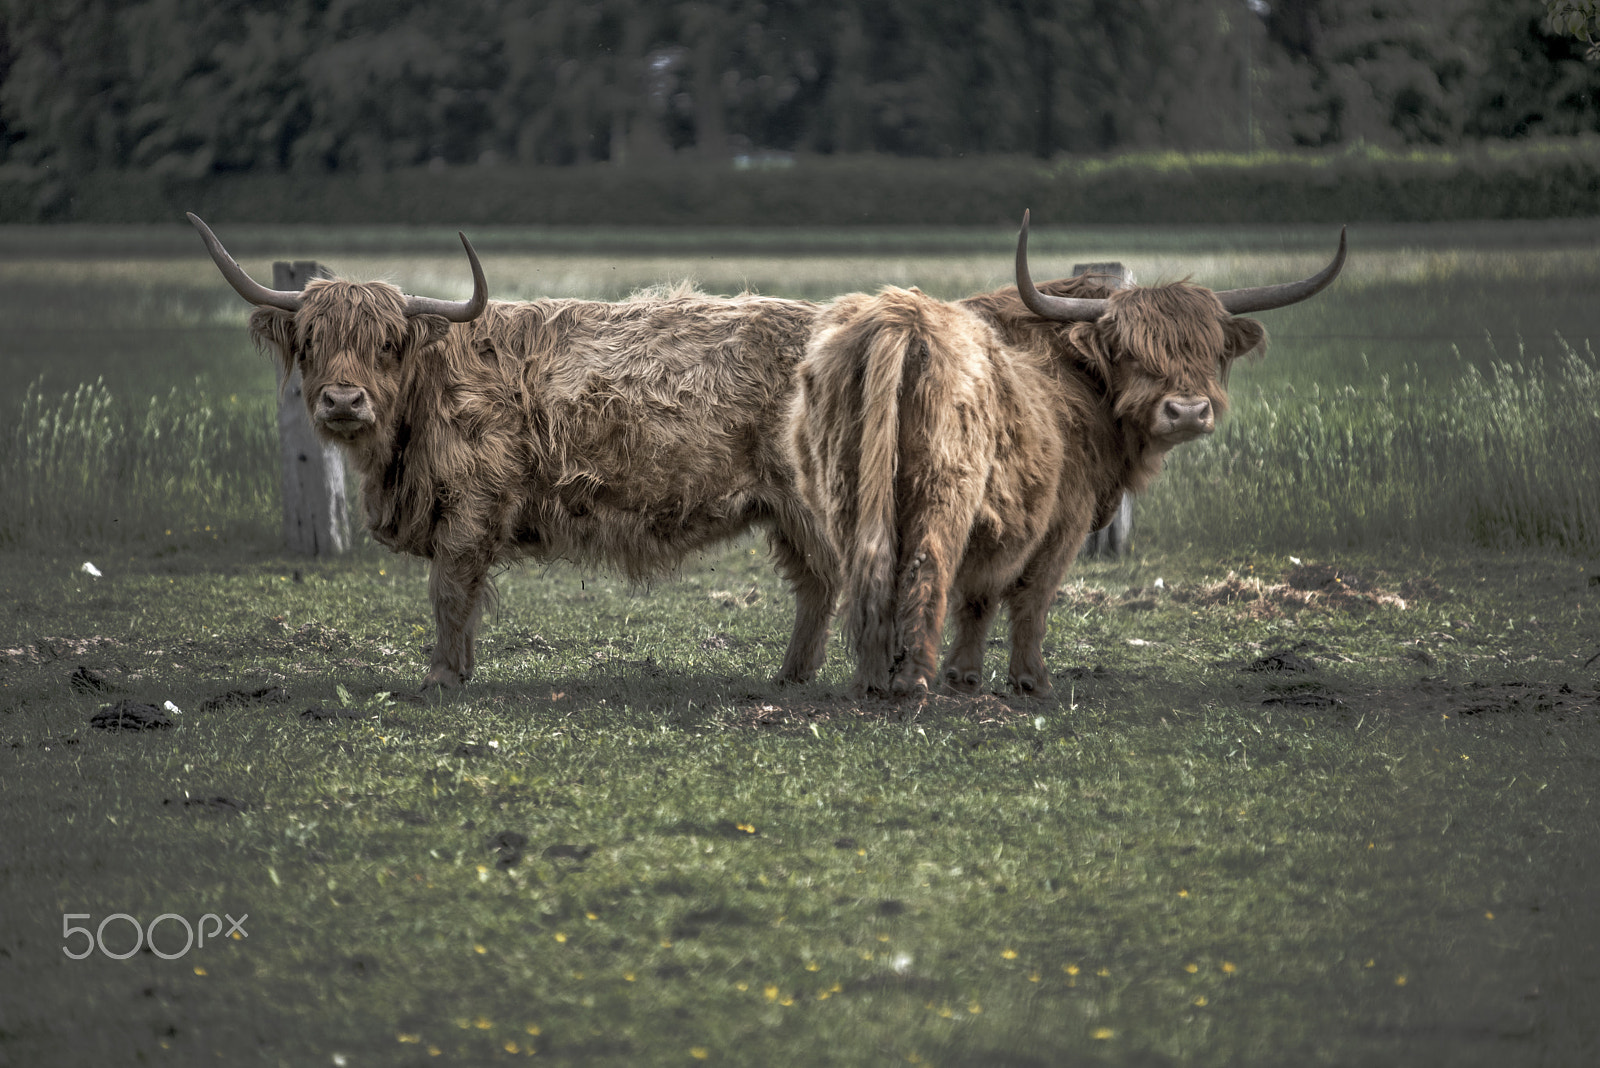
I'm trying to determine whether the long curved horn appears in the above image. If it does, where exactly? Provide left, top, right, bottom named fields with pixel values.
left=403, top=233, right=488, bottom=322
left=1214, top=228, right=1347, bottom=314
left=187, top=212, right=303, bottom=312
left=1014, top=209, right=1109, bottom=323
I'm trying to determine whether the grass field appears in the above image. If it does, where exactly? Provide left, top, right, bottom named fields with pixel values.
left=2, top=221, right=1599, bottom=1066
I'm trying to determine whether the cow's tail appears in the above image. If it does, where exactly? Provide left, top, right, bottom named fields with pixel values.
left=795, top=290, right=981, bottom=696
left=843, top=320, right=915, bottom=692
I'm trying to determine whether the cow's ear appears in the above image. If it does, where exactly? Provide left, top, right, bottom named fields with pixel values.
left=406, top=314, right=451, bottom=352
left=1222, top=316, right=1267, bottom=361
left=248, top=308, right=298, bottom=380
left=1067, top=321, right=1115, bottom=385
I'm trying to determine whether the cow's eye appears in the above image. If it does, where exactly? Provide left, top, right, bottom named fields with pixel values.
left=381, top=339, right=399, bottom=357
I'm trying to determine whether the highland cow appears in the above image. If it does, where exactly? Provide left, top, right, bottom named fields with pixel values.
left=190, top=214, right=836, bottom=691
left=790, top=211, right=1345, bottom=697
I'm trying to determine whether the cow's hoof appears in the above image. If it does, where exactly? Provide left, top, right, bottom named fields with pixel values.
left=890, top=674, right=930, bottom=698
left=1009, top=673, right=1052, bottom=697
left=419, top=667, right=466, bottom=691
left=942, top=668, right=982, bottom=694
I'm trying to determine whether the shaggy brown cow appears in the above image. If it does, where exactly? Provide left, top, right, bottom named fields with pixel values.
left=790, top=211, right=1345, bottom=697
left=189, top=214, right=835, bottom=691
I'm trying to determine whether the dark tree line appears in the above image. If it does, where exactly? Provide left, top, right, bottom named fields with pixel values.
left=1, top=0, right=1597, bottom=180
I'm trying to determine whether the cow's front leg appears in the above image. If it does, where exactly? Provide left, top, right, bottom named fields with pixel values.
left=421, top=551, right=491, bottom=690
left=1002, top=529, right=1078, bottom=697
left=768, top=529, right=838, bottom=685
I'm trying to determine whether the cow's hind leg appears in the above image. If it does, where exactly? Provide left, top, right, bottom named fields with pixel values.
left=768, top=526, right=837, bottom=685
left=422, top=550, right=493, bottom=690
left=941, top=585, right=1001, bottom=694
left=1001, top=527, right=1079, bottom=697
left=888, top=488, right=978, bottom=696
left=940, top=529, right=1015, bottom=693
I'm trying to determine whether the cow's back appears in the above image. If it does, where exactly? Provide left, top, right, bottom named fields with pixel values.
left=476, top=293, right=818, bottom=575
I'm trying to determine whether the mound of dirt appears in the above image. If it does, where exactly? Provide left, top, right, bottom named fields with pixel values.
left=3, top=635, right=122, bottom=665
left=200, top=685, right=288, bottom=711
left=90, top=700, right=173, bottom=731
left=1175, top=568, right=1408, bottom=616
left=1060, top=563, right=1412, bottom=621
left=1242, top=644, right=1319, bottom=673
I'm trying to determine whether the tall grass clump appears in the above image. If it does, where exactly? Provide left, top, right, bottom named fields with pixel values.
left=1139, top=338, right=1600, bottom=554
left=0, top=378, right=280, bottom=549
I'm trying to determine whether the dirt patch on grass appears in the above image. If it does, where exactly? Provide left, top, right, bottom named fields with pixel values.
left=1063, top=561, right=1415, bottom=622
left=2, top=635, right=123, bottom=664
left=729, top=691, right=1036, bottom=730
left=1281, top=677, right=1599, bottom=726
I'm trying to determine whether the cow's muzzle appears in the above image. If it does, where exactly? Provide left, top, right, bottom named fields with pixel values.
left=1153, top=395, right=1214, bottom=444
left=315, top=386, right=375, bottom=436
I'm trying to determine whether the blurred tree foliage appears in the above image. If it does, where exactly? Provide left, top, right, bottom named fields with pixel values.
left=1545, top=0, right=1600, bottom=53
left=1, top=0, right=1597, bottom=181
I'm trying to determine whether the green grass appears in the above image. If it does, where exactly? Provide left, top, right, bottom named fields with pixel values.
left=1141, top=339, right=1600, bottom=554
left=2, top=542, right=1598, bottom=1065
left=0, top=379, right=279, bottom=549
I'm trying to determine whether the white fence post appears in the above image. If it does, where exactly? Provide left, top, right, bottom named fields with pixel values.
left=271, top=260, right=350, bottom=557
left=1074, top=261, right=1135, bottom=559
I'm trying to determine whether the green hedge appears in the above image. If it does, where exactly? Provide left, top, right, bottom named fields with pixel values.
left=4, top=140, right=1600, bottom=226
